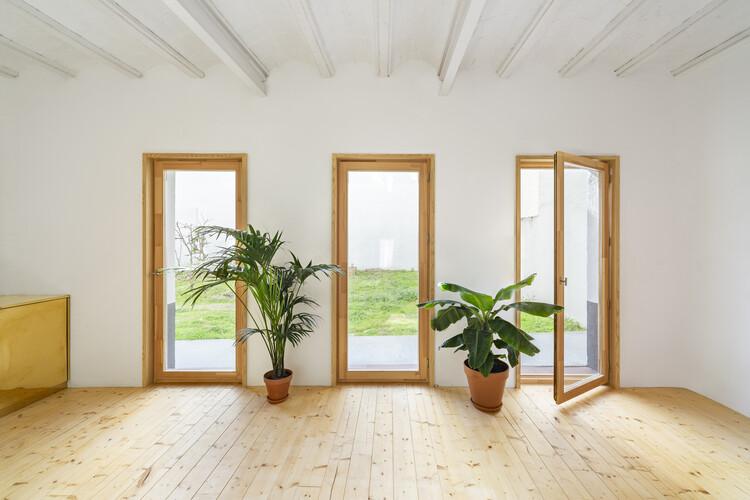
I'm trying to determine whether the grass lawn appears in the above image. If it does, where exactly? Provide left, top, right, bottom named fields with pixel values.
left=171, top=268, right=581, bottom=340
left=348, top=269, right=418, bottom=336
left=174, top=274, right=235, bottom=340
left=521, top=313, right=584, bottom=334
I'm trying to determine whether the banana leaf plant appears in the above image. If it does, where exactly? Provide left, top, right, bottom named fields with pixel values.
left=418, top=273, right=563, bottom=377
left=182, top=224, right=343, bottom=380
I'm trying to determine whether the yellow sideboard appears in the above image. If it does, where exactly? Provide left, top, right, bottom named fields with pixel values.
left=0, top=295, right=69, bottom=417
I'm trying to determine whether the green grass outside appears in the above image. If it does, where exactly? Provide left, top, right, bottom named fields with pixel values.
left=172, top=268, right=583, bottom=340
left=348, top=269, right=418, bottom=336
left=174, top=274, right=235, bottom=340
left=520, top=313, right=584, bottom=334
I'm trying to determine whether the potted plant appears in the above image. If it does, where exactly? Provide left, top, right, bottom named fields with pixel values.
left=418, top=273, right=562, bottom=412
left=183, top=224, right=342, bottom=404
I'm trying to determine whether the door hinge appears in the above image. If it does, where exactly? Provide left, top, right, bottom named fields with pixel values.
left=427, top=172, right=430, bottom=182
left=427, top=358, right=430, bottom=368
left=609, top=236, right=611, bottom=247
left=427, top=234, right=430, bottom=244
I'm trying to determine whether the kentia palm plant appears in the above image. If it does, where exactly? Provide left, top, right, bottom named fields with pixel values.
left=183, top=224, right=342, bottom=402
left=418, top=273, right=562, bottom=411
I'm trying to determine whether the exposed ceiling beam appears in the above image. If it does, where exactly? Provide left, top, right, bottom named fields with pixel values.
left=97, top=0, right=204, bottom=78
left=5, top=0, right=141, bottom=78
left=672, top=27, right=750, bottom=76
left=438, top=0, right=486, bottom=96
left=0, top=34, right=76, bottom=77
left=375, top=0, right=392, bottom=77
left=496, top=0, right=568, bottom=78
left=0, top=63, right=19, bottom=78
left=162, top=0, right=267, bottom=94
left=287, top=0, right=333, bottom=78
left=616, top=0, right=728, bottom=77
left=559, top=0, right=646, bottom=78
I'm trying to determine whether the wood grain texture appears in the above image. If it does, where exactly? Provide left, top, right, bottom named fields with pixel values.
left=1, top=384, right=748, bottom=499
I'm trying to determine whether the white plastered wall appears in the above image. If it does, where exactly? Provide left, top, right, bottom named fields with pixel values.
left=0, top=59, right=703, bottom=397
left=674, top=42, right=750, bottom=417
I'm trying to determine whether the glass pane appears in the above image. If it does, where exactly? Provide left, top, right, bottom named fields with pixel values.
left=347, top=171, right=419, bottom=371
left=519, top=168, right=556, bottom=375
left=163, top=170, right=236, bottom=371
left=562, top=164, right=602, bottom=387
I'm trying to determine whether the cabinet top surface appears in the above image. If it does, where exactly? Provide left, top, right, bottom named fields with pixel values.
left=0, top=295, right=69, bottom=309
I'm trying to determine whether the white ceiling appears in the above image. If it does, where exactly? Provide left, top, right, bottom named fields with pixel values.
left=0, top=0, right=748, bottom=94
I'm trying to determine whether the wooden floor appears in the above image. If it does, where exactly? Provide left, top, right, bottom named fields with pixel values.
left=1, top=385, right=749, bottom=499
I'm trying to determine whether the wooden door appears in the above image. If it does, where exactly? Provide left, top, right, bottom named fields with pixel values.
left=153, top=159, right=246, bottom=383
left=332, top=155, right=434, bottom=383
left=553, top=152, right=610, bottom=403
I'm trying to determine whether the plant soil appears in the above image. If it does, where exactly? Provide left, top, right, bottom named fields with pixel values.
left=490, top=359, right=509, bottom=373
left=266, top=370, right=292, bottom=381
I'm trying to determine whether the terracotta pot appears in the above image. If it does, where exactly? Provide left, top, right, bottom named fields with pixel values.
left=463, top=359, right=509, bottom=412
left=263, top=369, right=293, bottom=404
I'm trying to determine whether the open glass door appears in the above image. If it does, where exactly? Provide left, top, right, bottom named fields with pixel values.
left=553, top=152, right=610, bottom=403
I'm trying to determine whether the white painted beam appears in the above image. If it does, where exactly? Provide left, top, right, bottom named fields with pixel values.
left=375, top=0, right=392, bottom=77
left=98, top=0, right=204, bottom=78
left=559, top=0, right=646, bottom=78
left=616, top=0, right=728, bottom=77
left=0, top=34, right=76, bottom=77
left=5, top=0, right=141, bottom=78
left=496, top=0, right=568, bottom=78
left=438, top=0, right=486, bottom=96
left=163, top=0, right=267, bottom=94
left=672, top=27, right=750, bottom=76
left=287, top=0, right=333, bottom=78
left=0, top=64, right=19, bottom=78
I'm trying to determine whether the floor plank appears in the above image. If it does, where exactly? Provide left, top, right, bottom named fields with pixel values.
left=0, top=384, right=748, bottom=499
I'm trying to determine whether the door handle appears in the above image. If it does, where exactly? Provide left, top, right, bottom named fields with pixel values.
left=559, top=277, right=567, bottom=286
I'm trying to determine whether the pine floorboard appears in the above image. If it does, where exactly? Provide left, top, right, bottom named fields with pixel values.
left=1, top=384, right=748, bottom=499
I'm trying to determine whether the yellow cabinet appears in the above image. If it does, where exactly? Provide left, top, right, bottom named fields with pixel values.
left=0, top=295, right=69, bottom=417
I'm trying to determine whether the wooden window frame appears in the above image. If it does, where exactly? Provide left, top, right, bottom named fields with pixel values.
left=514, top=155, right=620, bottom=389
left=331, top=154, right=435, bottom=385
left=142, top=153, right=247, bottom=386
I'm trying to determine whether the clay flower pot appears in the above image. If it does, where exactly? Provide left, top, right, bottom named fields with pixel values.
left=463, top=359, right=509, bottom=412
left=263, top=369, right=293, bottom=404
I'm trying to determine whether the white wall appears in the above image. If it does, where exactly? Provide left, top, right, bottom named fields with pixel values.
left=0, top=59, right=698, bottom=392
left=520, top=168, right=598, bottom=326
left=675, top=43, right=750, bottom=417
left=348, top=171, right=419, bottom=270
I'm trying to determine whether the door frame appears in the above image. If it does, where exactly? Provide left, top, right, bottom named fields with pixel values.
left=514, top=155, right=620, bottom=390
left=142, top=153, right=247, bottom=386
left=331, top=154, right=435, bottom=385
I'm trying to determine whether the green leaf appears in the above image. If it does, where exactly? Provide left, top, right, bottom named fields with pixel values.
left=431, top=306, right=474, bottom=332
left=439, top=282, right=494, bottom=312
left=507, top=347, right=520, bottom=367
left=488, top=317, right=540, bottom=356
left=493, top=340, right=519, bottom=368
left=477, top=354, right=496, bottom=377
left=439, top=333, right=464, bottom=349
left=417, top=299, right=465, bottom=310
left=505, top=301, right=563, bottom=317
left=495, top=273, right=536, bottom=302
left=234, top=327, right=263, bottom=345
left=463, top=328, right=493, bottom=369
